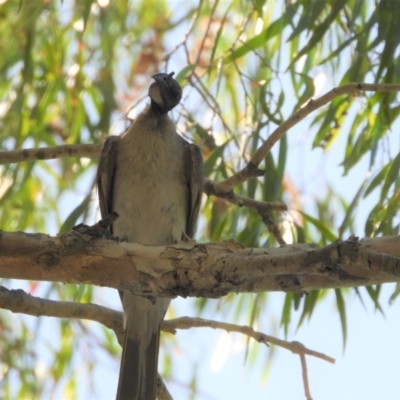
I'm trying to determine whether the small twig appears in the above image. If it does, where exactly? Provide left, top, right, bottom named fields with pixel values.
left=204, top=177, right=287, bottom=243
left=188, top=74, right=235, bottom=138
left=163, top=0, right=203, bottom=64
left=203, top=177, right=287, bottom=212
left=195, top=0, right=219, bottom=66
left=261, top=212, right=286, bottom=245
left=300, top=353, right=313, bottom=400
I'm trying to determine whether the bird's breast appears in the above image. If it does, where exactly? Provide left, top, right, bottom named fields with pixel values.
left=111, top=131, right=188, bottom=246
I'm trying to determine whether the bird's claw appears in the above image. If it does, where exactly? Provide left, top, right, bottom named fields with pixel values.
left=72, top=212, right=120, bottom=240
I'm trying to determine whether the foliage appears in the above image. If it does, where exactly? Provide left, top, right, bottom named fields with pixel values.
left=0, top=0, right=399, bottom=398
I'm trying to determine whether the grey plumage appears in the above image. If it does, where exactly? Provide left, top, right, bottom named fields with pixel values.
left=97, top=72, right=203, bottom=400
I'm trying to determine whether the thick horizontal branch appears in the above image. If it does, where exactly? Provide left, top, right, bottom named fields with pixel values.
left=0, top=230, right=399, bottom=297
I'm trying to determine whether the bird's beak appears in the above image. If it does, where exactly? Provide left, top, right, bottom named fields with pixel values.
left=151, top=72, right=175, bottom=86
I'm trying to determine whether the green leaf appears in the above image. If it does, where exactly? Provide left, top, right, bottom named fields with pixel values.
left=365, top=285, right=385, bottom=315
left=274, top=133, right=287, bottom=199
left=289, top=0, right=347, bottom=67
left=389, top=283, right=400, bottom=305
left=209, top=3, right=232, bottom=63
left=59, top=194, right=91, bottom=233
left=281, top=292, right=293, bottom=337
left=175, top=65, right=197, bottom=85
left=203, top=142, right=228, bottom=177
left=287, top=0, right=326, bottom=42
left=292, top=73, right=315, bottom=112
left=254, top=0, right=267, bottom=17
left=312, top=97, right=348, bottom=149
left=224, top=13, right=288, bottom=63
left=319, top=33, right=361, bottom=65
left=339, top=176, right=368, bottom=237
left=297, top=290, right=320, bottom=329
left=364, top=164, right=391, bottom=198
left=335, top=289, right=347, bottom=349
left=82, top=0, right=95, bottom=32
left=299, top=211, right=338, bottom=243
left=380, top=152, right=400, bottom=202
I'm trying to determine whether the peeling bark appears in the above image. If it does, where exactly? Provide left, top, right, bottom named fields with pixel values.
left=0, top=230, right=399, bottom=297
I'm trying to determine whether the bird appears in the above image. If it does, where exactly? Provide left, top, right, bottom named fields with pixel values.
left=97, top=72, right=203, bottom=400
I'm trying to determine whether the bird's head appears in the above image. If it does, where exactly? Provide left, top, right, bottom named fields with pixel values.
left=149, top=72, right=182, bottom=114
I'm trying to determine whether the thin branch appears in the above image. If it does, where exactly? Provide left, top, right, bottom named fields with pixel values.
left=300, top=354, right=313, bottom=400
left=262, top=212, right=286, bottom=245
left=163, top=0, right=203, bottom=63
left=163, top=317, right=335, bottom=364
left=0, top=287, right=334, bottom=365
left=0, top=285, right=124, bottom=342
left=188, top=74, right=235, bottom=137
left=212, top=82, right=400, bottom=193
left=0, top=143, right=101, bottom=165
left=203, top=177, right=287, bottom=212
left=195, top=0, right=219, bottom=66
left=204, top=177, right=287, bottom=243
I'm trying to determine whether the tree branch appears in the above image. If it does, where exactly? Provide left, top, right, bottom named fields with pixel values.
left=203, top=177, right=288, bottom=213
left=0, top=143, right=101, bottom=165
left=0, top=285, right=125, bottom=342
left=0, top=287, right=334, bottom=364
left=163, top=317, right=334, bottom=364
left=300, top=354, right=313, bottom=400
left=0, top=230, right=399, bottom=297
left=211, top=82, right=400, bottom=193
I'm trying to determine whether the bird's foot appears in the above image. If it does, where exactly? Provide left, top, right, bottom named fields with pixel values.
left=181, top=231, right=192, bottom=241
left=73, top=212, right=120, bottom=241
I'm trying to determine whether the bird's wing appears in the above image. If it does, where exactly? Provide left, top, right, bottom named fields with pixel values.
left=97, top=135, right=120, bottom=228
left=183, top=141, right=204, bottom=238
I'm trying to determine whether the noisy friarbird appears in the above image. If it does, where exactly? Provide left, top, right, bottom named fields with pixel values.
left=97, top=72, right=203, bottom=400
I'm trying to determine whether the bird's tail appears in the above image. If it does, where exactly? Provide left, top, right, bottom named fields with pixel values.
left=116, top=327, right=160, bottom=400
